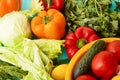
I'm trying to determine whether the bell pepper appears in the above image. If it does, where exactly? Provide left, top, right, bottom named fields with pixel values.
left=31, top=9, right=66, bottom=39
left=0, top=0, right=21, bottom=17
left=41, top=0, right=64, bottom=11
left=65, top=26, right=100, bottom=59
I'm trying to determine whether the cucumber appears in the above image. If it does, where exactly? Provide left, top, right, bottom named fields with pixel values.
left=73, top=40, right=106, bottom=79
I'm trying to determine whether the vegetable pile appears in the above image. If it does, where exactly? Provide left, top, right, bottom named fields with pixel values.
left=73, top=39, right=120, bottom=80
left=63, top=0, right=120, bottom=37
left=0, top=0, right=66, bottom=80
left=1, top=0, right=120, bottom=80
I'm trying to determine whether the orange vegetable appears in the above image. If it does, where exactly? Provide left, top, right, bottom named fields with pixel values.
left=0, top=0, right=21, bottom=17
left=31, top=9, right=66, bottom=39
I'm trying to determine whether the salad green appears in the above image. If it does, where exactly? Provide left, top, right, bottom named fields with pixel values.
left=0, top=38, right=64, bottom=80
left=64, top=0, right=120, bottom=37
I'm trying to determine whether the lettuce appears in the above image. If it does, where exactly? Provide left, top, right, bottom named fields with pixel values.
left=0, top=43, right=53, bottom=80
left=0, top=12, right=32, bottom=47
left=33, top=39, right=65, bottom=59
left=0, top=38, right=64, bottom=80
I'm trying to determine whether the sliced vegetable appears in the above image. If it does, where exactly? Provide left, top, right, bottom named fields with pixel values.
left=0, top=0, right=21, bottom=17
left=65, top=26, right=99, bottom=59
left=42, top=0, right=64, bottom=11
left=31, top=9, right=66, bottom=39
left=73, top=40, right=106, bottom=79
left=91, top=51, right=118, bottom=78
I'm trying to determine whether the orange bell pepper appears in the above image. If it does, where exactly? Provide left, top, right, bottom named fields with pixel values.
left=0, top=0, right=21, bottom=17
left=31, top=9, right=66, bottom=39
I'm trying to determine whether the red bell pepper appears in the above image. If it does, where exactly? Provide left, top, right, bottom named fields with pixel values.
left=65, top=26, right=100, bottom=59
left=41, top=0, right=64, bottom=11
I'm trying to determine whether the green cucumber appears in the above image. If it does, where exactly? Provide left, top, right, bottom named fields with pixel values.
left=73, top=40, right=106, bottom=79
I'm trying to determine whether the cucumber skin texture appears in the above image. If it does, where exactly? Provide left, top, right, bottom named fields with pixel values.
left=73, top=40, right=106, bottom=79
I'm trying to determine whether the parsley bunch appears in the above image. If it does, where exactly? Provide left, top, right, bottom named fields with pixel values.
left=64, top=0, right=120, bottom=37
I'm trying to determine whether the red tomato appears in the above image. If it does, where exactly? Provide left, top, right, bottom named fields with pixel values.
left=106, top=40, right=120, bottom=62
left=0, top=0, right=21, bottom=17
left=76, top=74, right=96, bottom=80
left=101, top=78, right=111, bottom=80
left=91, top=51, right=118, bottom=78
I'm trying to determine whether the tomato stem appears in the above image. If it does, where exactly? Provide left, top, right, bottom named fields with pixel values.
left=76, top=38, right=87, bottom=48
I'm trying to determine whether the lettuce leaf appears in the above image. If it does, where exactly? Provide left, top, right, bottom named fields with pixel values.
left=33, top=39, right=65, bottom=59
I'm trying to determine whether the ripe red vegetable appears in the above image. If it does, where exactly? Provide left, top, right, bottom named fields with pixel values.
left=41, top=0, right=64, bottom=11
left=0, top=0, right=21, bottom=17
left=76, top=74, right=96, bottom=80
left=65, top=26, right=99, bottom=59
left=91, top=51, right=118, bottom=78
left=106, top=40, right=120, bottom=62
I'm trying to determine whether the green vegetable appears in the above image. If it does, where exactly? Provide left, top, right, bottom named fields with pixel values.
left=0, top=38, right=64, bottom=80
left=64, top=0, right=120, bottom=37
left=73, top=40, right=106, bottom=79
left=0, top=12, right=32, bottom=47
left=0, top=44, right=53, bottom=80
left=33, top=39, right=65, bottom=59
left=0, top=60, right=28, bottom=80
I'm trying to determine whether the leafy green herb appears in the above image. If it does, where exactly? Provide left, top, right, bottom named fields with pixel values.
left=64, top=0, right=120, bottom=37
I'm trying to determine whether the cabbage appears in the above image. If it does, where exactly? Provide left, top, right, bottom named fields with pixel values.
left=30, top=0, right=44, bottom=14
left=0, top=11, right=32, bottom=46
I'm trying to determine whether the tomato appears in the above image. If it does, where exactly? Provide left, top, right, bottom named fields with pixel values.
left=101, top=78, right=111, bottom=80
left=0, top=0, right=21, bottom=17
left=76, top=74, right=96, bottom=80
left=91, top=51, right=118, bottom=78
left=106, top=40, right=120, bottom=62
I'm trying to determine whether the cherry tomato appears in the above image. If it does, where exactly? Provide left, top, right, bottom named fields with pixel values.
left=0, top=0, right=21, bottom=17
left=91, top=51, right=118, bottom=78
left=106, top=40, right=120, bottom=62
left=76, top=74, right=96, bottom=80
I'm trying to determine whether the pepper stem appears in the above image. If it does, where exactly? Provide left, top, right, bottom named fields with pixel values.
left=76, top=38, right=87, bottom=48
left=42, top=16, right=52, bottom=24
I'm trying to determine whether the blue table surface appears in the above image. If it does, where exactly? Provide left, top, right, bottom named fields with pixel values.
left=21, top=0, right=31, bottom=10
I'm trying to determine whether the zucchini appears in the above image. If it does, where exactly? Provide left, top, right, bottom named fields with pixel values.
left=73, top=40, right=106, bottom=79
